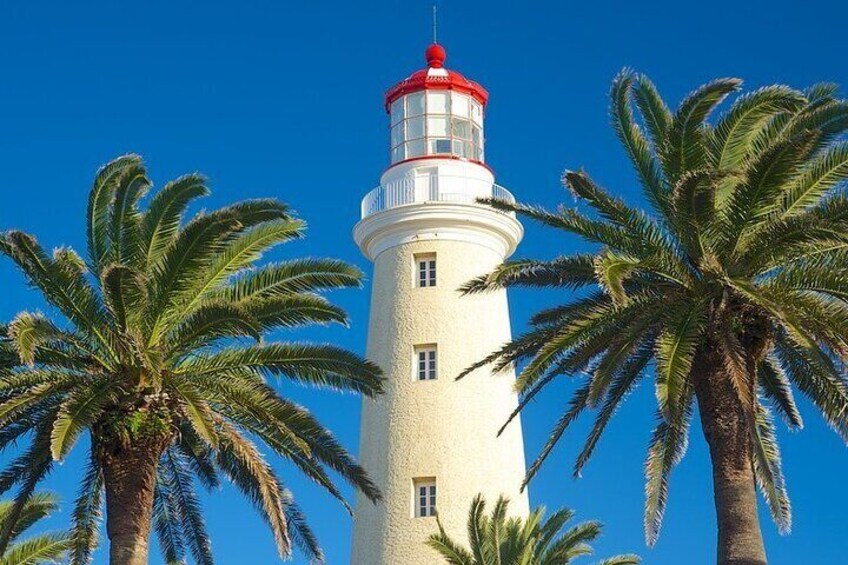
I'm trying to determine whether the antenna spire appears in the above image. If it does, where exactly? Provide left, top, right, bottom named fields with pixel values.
left=432, top=4, right=438, bottom=44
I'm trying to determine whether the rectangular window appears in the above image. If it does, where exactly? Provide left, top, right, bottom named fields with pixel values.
left=427, top=116, right=449, bottom=137
left=414, top=478, right=437, bottom=517
left=407, top=92, right=425, bottom=116
left=470, top=99, right=483, bottom=124
left=428, top=138, right=450, bottom=155
left=406, top=139, right=426, bottom=159
left=391, top=144, right=405, bottom=163
left=452, top=117, right=471, bottom=140
left=406, top=116, right=425, bottom=139
left=414, top=345, right=437, bottom=381
left=390, top=97, right=404, bottom=125
left=427, top=91, right=449, bottom=114
left=390, top=122, right=404, bottom=148
left=451, top=92, right=469, bottom=118
left=415, top=253, right=436, bottom=287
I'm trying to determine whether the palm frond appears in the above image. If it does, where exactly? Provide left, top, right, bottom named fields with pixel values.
left=215, top=423, right=291, bottom=559
left=662, top=78, right=742, bottom=182
left=68, top=453, right=103, bottom=565
left=709, top=85, right=805, bottom=170
left=644, top=387, right=694, bottom=547
left=141, top=173, right=210, bottom=268
left=460, top=255, right=596, bottom=295
left=610, top=69, right=669, bottom=214
left=86, top=154, right=142, bottom=275
left=0, top=531, right=70, bottom=565
left=751, top=402, right=791, bottom=533
left=179, top=343, right=383, bottom=397
left=758, top=356, right=803, bottom=429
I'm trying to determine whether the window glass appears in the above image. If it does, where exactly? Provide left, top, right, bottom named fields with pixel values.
left=415, top=480, right=437, bottom=517
left=470, top=100, right=483, bottom=124
left=462, top=141, right=480, bottom=161
left=452, top=118, right=471, bottom=140
left=415, top=346, right=437, bottom=380
left=407, top=92, right=425, bottom=116
left=391, top=123, right=404, bottom=148
left=416, top=254, right=436, bottom=287
left=427, top=91, right=449, bottom=114
left=407, top=116, right=425, bottom=139
left=452, top=140, right=466, bottom=157
left=406, top=139, right=426, bottom=158
left=452, top=92, right=469, bottom=118
left=391, top=98, right=404, bottom=125
left=472, top=124, right=482, bottom=146
left=427, top=116, right=448, bottom=137
left=391, top=145, right=405, bottom=163
left=430, top=139, right=452, bottom=154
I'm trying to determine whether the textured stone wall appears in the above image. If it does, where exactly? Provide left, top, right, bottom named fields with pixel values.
left=350, top=237, right=529, bottom=564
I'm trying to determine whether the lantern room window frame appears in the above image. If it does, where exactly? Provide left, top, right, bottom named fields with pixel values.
left=390, top=90, right=484, bottom=165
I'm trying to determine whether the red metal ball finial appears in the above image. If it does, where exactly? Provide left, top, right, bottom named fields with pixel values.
left=425, top=43, right=446, bottom=68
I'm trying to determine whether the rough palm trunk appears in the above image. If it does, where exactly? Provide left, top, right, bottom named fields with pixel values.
left=693, top=347, right=767, bottom=565
left=101, top=434, right=169, bottom=565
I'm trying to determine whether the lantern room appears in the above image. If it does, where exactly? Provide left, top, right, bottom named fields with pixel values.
left=385, top=44, right=488, bottom=166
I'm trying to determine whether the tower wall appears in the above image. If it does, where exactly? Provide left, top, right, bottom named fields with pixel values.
left=350, top=235, right=529, bottom=564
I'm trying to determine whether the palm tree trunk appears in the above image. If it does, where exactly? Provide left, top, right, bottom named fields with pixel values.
left=101, top=435, right=168, bottom=565
left=693, top=348, right=767, bottom=565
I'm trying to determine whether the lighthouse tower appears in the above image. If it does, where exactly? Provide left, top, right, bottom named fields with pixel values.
left=351, top=44, right=529, bottom=564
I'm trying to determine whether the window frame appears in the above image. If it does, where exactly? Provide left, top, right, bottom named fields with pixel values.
left=414, top=344, right=438, bottom=381
left=413, top=478, right=437, bottom=518
left=414, top=253, right=437, bottom=288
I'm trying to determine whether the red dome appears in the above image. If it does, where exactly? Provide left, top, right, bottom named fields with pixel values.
left=384, top=44, right=489, bottom=112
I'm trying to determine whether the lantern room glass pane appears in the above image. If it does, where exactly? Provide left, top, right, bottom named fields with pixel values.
left=452, top=140, right=466, bottom=157
left=427, top=91, right=449, bottom=114
left=429, top=138, right=452, bottom=155
left=452, top=118, right=471, bottom=140
left=451, top=92, right=470, bottom=118
left=406, top=139, right=426, bottom=158
left=472, top=125, right=482, bottom=146
left=391, top=98, right=404, bottom=125
left=392, top=145, right=405, bottom=163
left=471, top=100, right=483, bottom=124
left=427, top=116, right=448, bottom=137
left=391, top=123, right=404, bottom=148
left=407, top=116, right=425, bottom=139
left=407, top=92, right=425, bottom=117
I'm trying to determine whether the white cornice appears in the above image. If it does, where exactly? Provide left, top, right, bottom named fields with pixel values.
left=353, top=202, right=524, bottom=260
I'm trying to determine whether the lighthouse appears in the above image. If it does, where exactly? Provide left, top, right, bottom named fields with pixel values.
left=351, top=43, right=529, bottom=564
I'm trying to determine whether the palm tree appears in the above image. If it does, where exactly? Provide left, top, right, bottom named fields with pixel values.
left=0, top=492, right=69, bottom=565
left=0, top=155, right=383, bottom=564
left=460, top=72, right=848, bottom=564
left=427, top=494, right=638, bottom=565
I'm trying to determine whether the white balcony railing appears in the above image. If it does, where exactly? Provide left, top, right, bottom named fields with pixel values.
left=360, top=174, right=516, bottom=219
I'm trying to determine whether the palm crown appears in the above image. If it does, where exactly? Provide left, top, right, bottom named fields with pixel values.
left=461, top=71, right=848, bottom=560
left=0, top=155, right=383, bottom=564
left=427, top=494, right=639, bottom=565
left=0, top=492, right=69, bottom=565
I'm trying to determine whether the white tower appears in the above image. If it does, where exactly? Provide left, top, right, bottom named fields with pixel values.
left=351, top=43, right=529, bottom=565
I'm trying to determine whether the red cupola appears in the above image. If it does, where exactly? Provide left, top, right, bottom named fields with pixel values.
left=384, top=44, right=488, bottom=166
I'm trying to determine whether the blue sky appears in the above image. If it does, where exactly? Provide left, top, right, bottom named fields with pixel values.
left=1, top=1, right=847, bottom=563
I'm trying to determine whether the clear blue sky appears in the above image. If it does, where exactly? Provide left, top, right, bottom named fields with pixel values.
left=1, top=1, right=846, bottom=563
